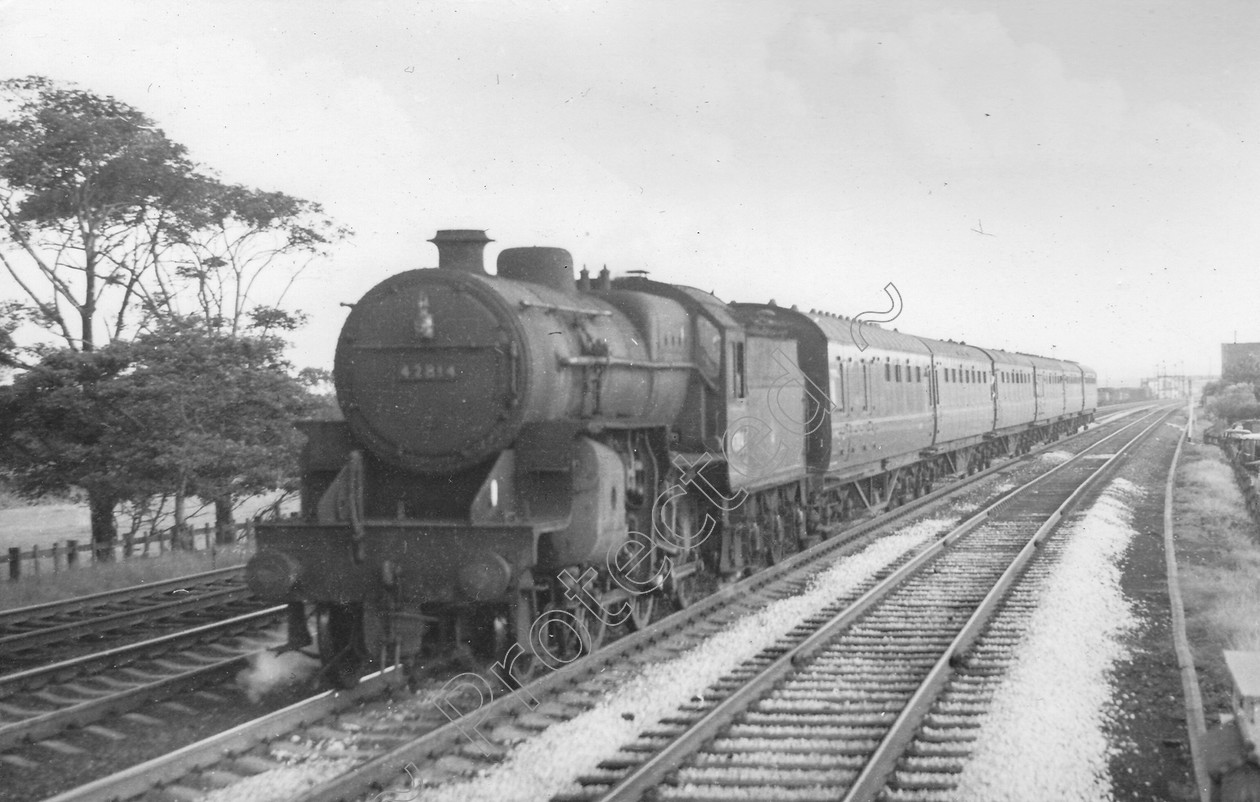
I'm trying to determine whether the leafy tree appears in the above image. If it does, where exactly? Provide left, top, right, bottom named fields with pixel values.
left=0, top=350, right=140, bottom=559
left=0, top=321, right=318, bottom=555
left=0, top=300, right=20, bottom=374
left=1, top=75, right=349, bottom=355
left=110, top=318, right=316, bottom=541
left=0, top=76, right=200, bottom=351
left=1200, top=379, right=1225, bottom=408
left=167, top=184, right=349, bottom=336
left=1207, top=383, right=1260, bottom=425
left=297, top=366, right=340, bottom=421
left=0, top=76, right=348, bottom=547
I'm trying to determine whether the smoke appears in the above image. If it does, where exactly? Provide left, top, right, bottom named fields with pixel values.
left=236, top=650, right=320, bottom=703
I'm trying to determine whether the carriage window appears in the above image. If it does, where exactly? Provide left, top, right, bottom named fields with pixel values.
left=732, top=342, right=747, bottom=398
left=915, top=366, right=922, bottom=383
left=885, top=362, right=891, bottom=381
left=862, top=363, right=870, bottom=409
left=895, top=364, right=902, bottom=382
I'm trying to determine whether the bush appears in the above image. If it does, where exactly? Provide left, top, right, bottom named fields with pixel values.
left=1206, top=383, right=1260, bottom=424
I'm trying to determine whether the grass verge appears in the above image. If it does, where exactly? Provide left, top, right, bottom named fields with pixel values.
left=0, top=545, right=252, bottom=611
left=1172, top=427, right=1260, bottom=716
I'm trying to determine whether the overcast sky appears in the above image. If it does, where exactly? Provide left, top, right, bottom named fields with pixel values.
left=3, top=0, right=1257, bottom=385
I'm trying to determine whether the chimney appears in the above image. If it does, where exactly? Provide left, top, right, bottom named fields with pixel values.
left=578, top=266, right=591, bottom=292
left=428, top=229, right=492, bottom=274
left=597, top=265, right=611, bottom=291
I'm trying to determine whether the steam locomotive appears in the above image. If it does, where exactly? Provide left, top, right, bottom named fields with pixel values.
left=246, top=229, right=1096, bottom=684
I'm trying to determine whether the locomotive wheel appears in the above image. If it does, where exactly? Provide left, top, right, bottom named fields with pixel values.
left=465, top=604, right=504, bottom=661
left=534, top=599, right=604, bottom=663
left=614, top=529, right=661, bottom=631
left=659, top=493, right=702, bottom=611
left=669, top=573, right=698, bottom=611
left=766, top=514, right=786, bottom=565
left=582, top=608, right=607, bottom=651
left=628, top=594, right=655, bottom=631
left=316, top=603, right=367, bottom=689
left=500, top=570, right=542, bottom=687
left=575, top=593, right=608, bottom=651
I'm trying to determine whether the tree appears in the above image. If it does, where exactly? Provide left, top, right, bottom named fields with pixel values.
left=0, top=76, right=349, bottom=356
left=1207, top=383, right=1260, bottom=424
left=1201, top=379, right=1225, bottom=408
left=0, top=320, right=318, bottom=556
left=0, top=76, right=200, bottom=352
left=167, top=183, right=349, bottom=336
left=1, top=76, right=348, bottom=549
left=0, top=349, right=140, bottom=559
left=0, top=300, right=20, bottom=375
left=111, top=317, right=316, bottom=542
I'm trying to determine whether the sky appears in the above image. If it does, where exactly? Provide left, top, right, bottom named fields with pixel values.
left=2, top=0, right=1258, bottom=385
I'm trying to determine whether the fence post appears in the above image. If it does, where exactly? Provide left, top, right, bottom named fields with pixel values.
left=31, top=545, right=39, bottom=576
left=8, top=547, right=19, bottom=581
left=52, top=542, right=61, bottom=573
left=67, top=540, right=78, bottom=569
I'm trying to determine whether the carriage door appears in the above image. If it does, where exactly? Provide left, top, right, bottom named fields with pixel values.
left=928, top=357, right=940, bottom=446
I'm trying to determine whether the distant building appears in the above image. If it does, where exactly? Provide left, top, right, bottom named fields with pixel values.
left=1143, top=375, right=1186, bottom=399
left=1222, top=343, right=1260, bottom=383
left=1099, top=386, right=1153, bottom=405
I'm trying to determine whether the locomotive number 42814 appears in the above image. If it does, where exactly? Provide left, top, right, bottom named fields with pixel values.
left=399, top=361, right=458, bottom=381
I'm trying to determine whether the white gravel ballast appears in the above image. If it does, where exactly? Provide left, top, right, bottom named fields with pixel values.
left=950, top=478, right=1143, bottom=801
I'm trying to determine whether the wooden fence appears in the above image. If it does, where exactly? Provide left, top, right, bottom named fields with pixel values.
left=2, top=520, right=258, bottom=582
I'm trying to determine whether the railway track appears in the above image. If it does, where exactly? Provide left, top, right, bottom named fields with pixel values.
left=0, top=566, right=267, bottom=672
left=0, top=606, right=287, bottom=755
left=566, top=409, right=1169, bottom=802
left=34, top=407, right=1165, bottom=802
